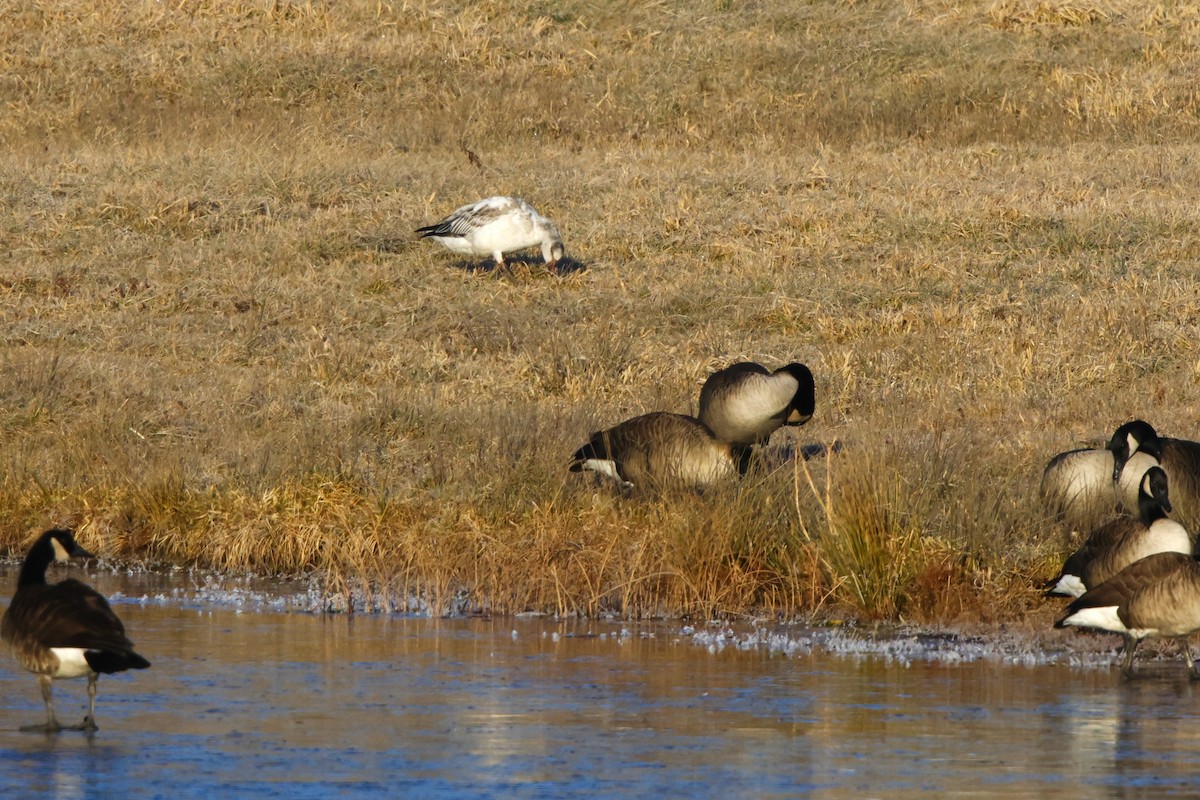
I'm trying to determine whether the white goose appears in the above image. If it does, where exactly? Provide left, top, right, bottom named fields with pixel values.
left=416, top=196, right=565, bottom=270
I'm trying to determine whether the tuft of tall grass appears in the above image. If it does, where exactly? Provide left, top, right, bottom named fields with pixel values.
left=799, top=450, right=939, bottom=620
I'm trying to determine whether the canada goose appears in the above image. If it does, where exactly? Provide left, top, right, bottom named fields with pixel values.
left=416, top=196, right=565, bottom=270
left=1047, top=466, right=1191, bottom=598
left=1056, top=551, right=1200, bottom=679
left=1041, top=421, right=1161, bottom=531
left=1108, top=419, right=1200, bottom=531
left=698, top=362, right=816, bottom=448
left=569, top=412, right=745, bottom=492
left=2, top=528, right=150, bottom=732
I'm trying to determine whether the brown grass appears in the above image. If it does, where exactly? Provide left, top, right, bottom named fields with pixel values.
left=3, top=0, right=1199, bottom=622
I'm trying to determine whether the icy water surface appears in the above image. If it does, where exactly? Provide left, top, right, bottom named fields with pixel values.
left=2, top=569, right=1200, bottom=798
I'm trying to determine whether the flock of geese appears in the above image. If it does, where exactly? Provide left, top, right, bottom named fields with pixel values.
left=0, top=355, right=816, bottom=733
left=3, top=195, right=1199, bottom=733
left=1044, top=420, right=1200, bottom=678
left=1, top=191, right=820, bottom=734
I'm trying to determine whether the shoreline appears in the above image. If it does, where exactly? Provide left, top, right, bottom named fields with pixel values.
left=0, top=560, right=1135, bottom=674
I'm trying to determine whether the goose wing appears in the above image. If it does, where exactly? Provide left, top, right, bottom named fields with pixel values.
left=1066, top=552, right=1193, bottom=615
left=4, top=579, right=137, bottom=653
left=416, top=197, right=519, bottom=238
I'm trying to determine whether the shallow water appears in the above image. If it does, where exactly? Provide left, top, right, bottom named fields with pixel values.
left=2, top=569, right=1200, bottom=798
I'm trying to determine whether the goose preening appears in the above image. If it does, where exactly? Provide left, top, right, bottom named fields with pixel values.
left=1056, top=551, right=1200, bottom=679
left=1041, top=421, right=1161, bottom=531
left=1, top=528, right=150, bottom=732
left=698, top=362, right=816, bottom=448
left=416, top=196, right=565, bottom=270
left=1047, top=466, right=1191, bottom=598
left=568, top=412, right=745, bottom=492
left=1107, top=419, right=1200, bottom=531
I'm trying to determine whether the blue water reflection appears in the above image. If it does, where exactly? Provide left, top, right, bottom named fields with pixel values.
left=2, top=570, right=1199, bottom=798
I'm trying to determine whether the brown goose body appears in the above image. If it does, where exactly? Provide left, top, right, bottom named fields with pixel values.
left=569, top=412, right=742, bottom=492
left=2, top=528, right=150, bottom=732
left=1048, top=466, right=1191, bottom=598
left=1057, top=552, right=1200, bottom=678
left=698, top=362, right=815, bottom=447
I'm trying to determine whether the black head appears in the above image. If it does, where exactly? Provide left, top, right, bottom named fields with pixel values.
left=17, top=528, right=94, bottom=588
left=1137, top=465, right=1172, bottom=520
left=779, top=363, right=816, bottom=421
left=569, top=433, right=608, bottom=471
left=1107, top=419, right=1161, bottom=482
left=41, top=528, right=95, bottom=563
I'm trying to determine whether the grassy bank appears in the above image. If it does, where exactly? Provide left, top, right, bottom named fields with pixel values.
left=3, top=0, right=1199, bottom=621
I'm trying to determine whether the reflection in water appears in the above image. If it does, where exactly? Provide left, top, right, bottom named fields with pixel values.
left=1, top=569, right=1200, bottom=797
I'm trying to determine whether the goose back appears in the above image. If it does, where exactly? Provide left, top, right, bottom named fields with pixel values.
left=698, top=362, right=815, bottom=446
left=1063, top=552, right=1200, bottom=638
left=569, top=412, right=741, bottom=492
left=1041, top=446, right=1157, bottom=532
left=2, top=578, right=148, bottom=676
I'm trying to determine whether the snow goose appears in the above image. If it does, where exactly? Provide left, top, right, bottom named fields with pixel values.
left=416, top=196, right=565, bottom=269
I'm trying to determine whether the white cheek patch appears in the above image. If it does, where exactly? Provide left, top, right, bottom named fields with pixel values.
left=50, top=538, right=71, bottom=563
left=582, top=459, right=635, bottom=491
left=1127, top=432, right=1140, bottom=455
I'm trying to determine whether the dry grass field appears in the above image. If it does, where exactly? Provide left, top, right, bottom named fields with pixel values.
left=4, top=0, right=1200, bottom=622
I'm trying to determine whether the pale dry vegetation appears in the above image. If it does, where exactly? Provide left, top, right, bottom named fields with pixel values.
left=3, top=0, right=1200, bottom=622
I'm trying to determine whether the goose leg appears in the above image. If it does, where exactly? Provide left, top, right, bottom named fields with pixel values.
left=1120, top=635, right=1141, bottom=680
left=1182, top=637, right=1200, bottom=680
left=83, top=673, right=99, bottom=731
left=19, top=675, right=61, bottom=733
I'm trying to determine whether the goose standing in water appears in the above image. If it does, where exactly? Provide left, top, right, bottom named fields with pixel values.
left=569, top=412, right=745, bottom=493
left=416, top=196, right=565, bottom=270
left=1041, top=420, right=1163, bottom=531
left=1057, top=551, right=1200, bottom=679
left=698, top=362, right=815, bottom=448
left=2, top=528, right=150, bottom=732
left=1047, top=466, right=1191, bottom=598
